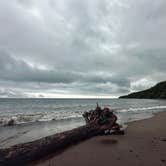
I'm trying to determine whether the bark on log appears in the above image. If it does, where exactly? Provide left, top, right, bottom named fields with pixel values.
left=0, top=124, right=107, bottom=165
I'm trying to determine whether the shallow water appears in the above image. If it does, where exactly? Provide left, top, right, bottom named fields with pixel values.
left=0, top=98, right=166, bottom=148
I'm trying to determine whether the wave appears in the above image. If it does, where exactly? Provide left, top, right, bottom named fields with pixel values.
left=116, top=105, right=166, bottom=113
left=1, top=105, right=166, bottom=127
left=0, top=111, right=84, bottom=126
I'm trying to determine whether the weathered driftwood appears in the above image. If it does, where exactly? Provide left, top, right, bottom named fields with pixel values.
left=0, top=105, right=123, bottom=165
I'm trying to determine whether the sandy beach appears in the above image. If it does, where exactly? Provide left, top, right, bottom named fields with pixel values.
left=32, top=111, right=166, bottom=166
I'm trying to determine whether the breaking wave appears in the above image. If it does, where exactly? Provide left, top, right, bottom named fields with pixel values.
left=116, top=105, right=166, bottom=113
left=1, top=103, right=166, bottom=127
left=0, top=111, right=84, bottom=126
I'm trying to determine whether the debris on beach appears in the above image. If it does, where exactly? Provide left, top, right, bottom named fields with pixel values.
left=0, top=104, right=124, bottom=165
left=83, top=103, right=124, bottom=135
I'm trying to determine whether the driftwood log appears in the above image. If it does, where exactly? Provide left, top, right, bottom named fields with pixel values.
left=0, top=105, right=123, bottom=165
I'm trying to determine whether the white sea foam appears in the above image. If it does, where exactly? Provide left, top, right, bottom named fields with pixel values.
left=116, top=105, right=166, bottom=113
left=1, top=105, right=166, bottom=126
left=0, top=111, right=83, bottom=126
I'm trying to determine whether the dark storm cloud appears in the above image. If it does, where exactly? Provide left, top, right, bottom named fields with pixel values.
left=0, top=50, right=130, bottom=88
left=0, top=50, right=76, bottom=84
left=0, top=0, right=166, bottom=97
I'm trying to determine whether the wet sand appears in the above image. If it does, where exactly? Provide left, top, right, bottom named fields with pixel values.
left=32, top=112, right=166, bottom=166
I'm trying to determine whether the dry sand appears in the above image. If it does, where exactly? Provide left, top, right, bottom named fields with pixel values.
left=32, top=112, right=166, bottom=166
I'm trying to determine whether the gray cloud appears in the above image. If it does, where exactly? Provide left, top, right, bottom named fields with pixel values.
left=0, top=0, right=166, bottom=97
left=0, top=50, right=130, bottom=84
left=0, top=88, right=29, bottom=98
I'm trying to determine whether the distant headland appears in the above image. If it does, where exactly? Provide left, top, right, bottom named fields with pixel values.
left=119, top=80, right=166, bottom=99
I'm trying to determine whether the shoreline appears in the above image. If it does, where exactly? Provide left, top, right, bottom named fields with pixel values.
left=32, top=111, right=166, bottom=166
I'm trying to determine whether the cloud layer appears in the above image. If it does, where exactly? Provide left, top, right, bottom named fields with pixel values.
left=0, top=0, right=166, bottom=97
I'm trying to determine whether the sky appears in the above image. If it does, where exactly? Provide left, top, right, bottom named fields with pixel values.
left=0, top=0, right=166, bottom=98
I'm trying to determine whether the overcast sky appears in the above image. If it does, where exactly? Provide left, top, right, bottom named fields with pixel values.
left=0, top=0, right=166, bottom=98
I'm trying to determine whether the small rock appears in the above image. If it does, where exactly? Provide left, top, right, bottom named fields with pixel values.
left=7, top=119, right=15, bottom=126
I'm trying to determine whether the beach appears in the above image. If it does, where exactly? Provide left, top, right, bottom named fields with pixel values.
left=32, top=111, right=166, bottom=166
